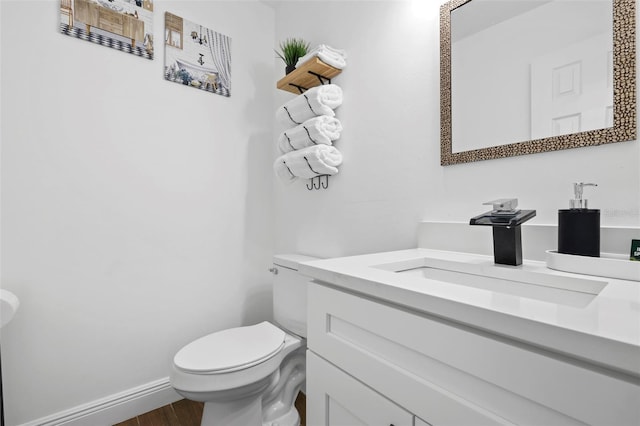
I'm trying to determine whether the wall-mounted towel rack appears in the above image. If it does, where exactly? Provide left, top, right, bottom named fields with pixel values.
left=307, top=175, right=330, bottom=190
left=276, top=56, right=343, bottom=191
left=277, top=57, right=342, bottom=94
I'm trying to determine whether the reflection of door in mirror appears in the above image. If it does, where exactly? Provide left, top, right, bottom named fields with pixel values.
left=531, top=33, right=613, bottom=139
left=450, top=0, right=612, bottom=153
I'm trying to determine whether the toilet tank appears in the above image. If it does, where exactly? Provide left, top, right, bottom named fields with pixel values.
left=272, top=254, right=319, bottom=338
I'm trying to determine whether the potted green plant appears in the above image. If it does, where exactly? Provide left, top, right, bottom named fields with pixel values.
left=275, top=38, right=310, bottom=74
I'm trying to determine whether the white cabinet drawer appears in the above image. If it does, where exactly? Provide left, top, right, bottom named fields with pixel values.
left=307, top=350, right=414, bottom=426
left=307, top=282, right=640, bottom=425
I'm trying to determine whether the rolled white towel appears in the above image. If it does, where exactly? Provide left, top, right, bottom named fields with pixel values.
left=278, top=116, right=343, bottom=153
left=273, top=145, right=343, bottom=182
left=296, top=44, right=347, bottom=69
left=276, top=84, right=343, bottom=127
left=274, top=159, right=297, bottom=184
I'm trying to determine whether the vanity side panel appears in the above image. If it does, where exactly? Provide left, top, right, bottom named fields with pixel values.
left=307, top=282, right=640, bottom=426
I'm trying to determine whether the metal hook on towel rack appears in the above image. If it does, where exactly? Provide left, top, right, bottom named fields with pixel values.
left=306, top=175, right=329, bottom=190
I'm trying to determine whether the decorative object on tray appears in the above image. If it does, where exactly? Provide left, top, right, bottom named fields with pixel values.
left=631, top=239, right=640, bottom=261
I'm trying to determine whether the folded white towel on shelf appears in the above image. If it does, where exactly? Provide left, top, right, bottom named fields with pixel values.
left=276, top=84, right=343, bottom=127
left=296, top=44, right=347, bottom=69
left=273, top=145, right=343, bottom=182
left=278, top=116, right=343, bottom=153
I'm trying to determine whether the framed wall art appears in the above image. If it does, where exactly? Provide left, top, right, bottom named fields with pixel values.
left=164, top=12, right=231, bottom=97
left=60, top=0, right=154, bottom=60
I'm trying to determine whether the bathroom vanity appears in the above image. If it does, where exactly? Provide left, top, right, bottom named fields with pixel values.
left=300, top=249, right=640, bottom=425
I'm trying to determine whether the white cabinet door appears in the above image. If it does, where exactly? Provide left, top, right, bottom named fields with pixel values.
left=307, top=351, right=413, bottom=426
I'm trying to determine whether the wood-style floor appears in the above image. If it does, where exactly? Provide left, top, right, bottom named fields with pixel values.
left=114, top=394, right=306, bottom=426
left=113, top=399, right=203, bottom=426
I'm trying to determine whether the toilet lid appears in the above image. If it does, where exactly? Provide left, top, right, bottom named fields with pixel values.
left=174, top=321, right=286, bottom=373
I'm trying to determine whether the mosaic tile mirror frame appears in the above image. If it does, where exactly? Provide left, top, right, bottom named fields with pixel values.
left=440, top=0, right=636, bottom=166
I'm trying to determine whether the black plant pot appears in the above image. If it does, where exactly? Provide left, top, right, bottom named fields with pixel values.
left=285, top=65, right=296, bottom=75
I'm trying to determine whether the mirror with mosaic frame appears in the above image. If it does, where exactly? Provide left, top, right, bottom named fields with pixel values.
left=440, top=0, right=636, bottom=166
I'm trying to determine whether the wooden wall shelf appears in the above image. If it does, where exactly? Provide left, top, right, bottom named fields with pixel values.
left=277, top=57, right=342, bottom=94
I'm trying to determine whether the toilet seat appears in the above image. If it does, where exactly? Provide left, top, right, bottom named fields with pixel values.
left=174, top=321, right=286, bottom=374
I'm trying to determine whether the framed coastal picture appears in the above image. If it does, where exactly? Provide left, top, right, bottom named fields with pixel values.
left=164, top=12, right=231, bottom=97
left=59, top=0, right=154, bottom=60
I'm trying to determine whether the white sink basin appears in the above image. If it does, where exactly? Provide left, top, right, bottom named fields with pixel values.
left=375, top=257, right=607, bottom=308
left=1, top=289, right=20, bottom=327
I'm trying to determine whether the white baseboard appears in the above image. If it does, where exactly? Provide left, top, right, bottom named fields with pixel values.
left=18, top=378, right=182, bottom=426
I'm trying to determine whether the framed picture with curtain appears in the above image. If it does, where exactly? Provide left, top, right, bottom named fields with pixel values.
left=164, top=12, right=232, bottom=97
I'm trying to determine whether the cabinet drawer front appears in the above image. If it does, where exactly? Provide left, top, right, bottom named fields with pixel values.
left=308, top=283, right=640, bottom=426
left=307, top=351, right=414, bottom=426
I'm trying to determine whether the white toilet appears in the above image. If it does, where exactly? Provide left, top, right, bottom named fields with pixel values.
left=170, top=254, right=317, bottom=426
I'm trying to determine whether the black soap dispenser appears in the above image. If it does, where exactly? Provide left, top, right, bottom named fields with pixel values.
left=558, top=182, right=600, bottom=257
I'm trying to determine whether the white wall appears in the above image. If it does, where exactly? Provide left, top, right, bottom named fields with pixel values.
left=273, top=1, right=437, bottom=258
left=0, top=1, right=275, bottom=424
left=272, top=0, right=639, bottom=259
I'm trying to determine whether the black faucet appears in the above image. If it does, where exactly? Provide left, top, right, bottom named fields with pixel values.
left=470, top=199, right=536, bottom=266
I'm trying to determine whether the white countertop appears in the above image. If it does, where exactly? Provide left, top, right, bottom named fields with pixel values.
left=299, top=248, right=640, bottom=378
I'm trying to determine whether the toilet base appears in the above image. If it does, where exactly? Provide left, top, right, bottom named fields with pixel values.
left=202, top=396, right=262, bottom=426
left=263, top=405, right=300, bottom=426
left=200, top=396, right=300, bottom=426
